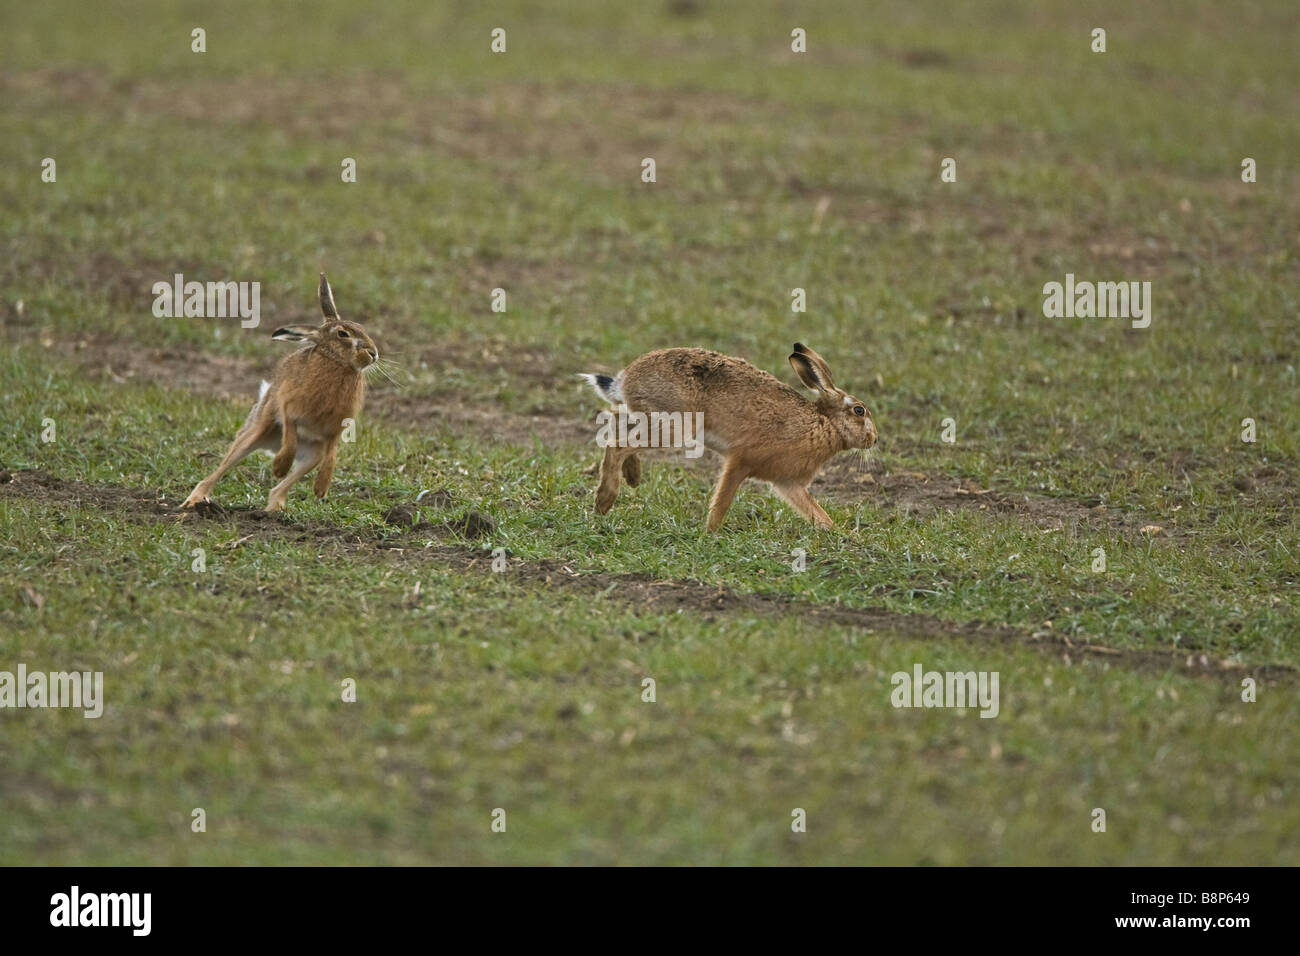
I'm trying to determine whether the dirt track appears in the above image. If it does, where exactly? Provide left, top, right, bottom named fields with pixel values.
left=2, top=466, right=1288, bottom=683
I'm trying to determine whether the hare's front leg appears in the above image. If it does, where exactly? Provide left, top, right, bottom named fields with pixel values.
left=706, top=459, right=750, bottom=532
left=313, top=437, right=340, bottom=499
left=773, top=482, right=833, bottom=529
left=266, top=441, right=324, bottom=512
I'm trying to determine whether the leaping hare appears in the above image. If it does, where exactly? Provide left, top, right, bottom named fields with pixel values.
left=581, top=343, right=876, bottom=531
left=183, top=273, right=379, bottom=512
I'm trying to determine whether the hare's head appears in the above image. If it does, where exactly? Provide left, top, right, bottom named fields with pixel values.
left=789, top=343, right=877, bottom=450
left=271, top=274, right=379, bottom=371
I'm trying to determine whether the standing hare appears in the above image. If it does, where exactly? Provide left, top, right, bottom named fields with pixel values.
left=183, top=273, right=379, bottom=512
left=581, top=343, right=876, bottom=531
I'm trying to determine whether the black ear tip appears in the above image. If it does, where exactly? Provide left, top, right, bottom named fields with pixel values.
left=793, top=342, right=807, bottom=353
left=271, top=327, right=289, bottom=337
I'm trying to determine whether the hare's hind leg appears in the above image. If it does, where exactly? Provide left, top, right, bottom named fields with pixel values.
left=272, top=418, right=298, bottom=479
left=586, top=453, right=638, bottom=484
left=621, top=453, right=642, bottom=487
left=183, top=418, right=279, bottom=507
left=595, top=445, right=634, bottom=514
left=772, top=482, right=833, bottom=529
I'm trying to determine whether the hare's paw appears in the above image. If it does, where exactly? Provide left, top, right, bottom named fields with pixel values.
left=182, top=488, right=209, bottom=508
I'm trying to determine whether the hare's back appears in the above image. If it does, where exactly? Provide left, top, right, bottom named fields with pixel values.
left=624, top=348, right=798, bottom=410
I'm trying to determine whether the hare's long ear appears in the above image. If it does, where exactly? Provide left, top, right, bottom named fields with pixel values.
left=790, top=343, right=834, bottom=394
left=791, top=342, right=836, bottom=389
left=318, top=272, right=339, bottom=319
left=272, top=325, right=318, bottom=342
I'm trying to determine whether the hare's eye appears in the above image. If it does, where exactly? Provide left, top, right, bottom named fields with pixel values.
left=853, top=405, right=866, bottom=417
left=337, top=329, right=350, bottom=338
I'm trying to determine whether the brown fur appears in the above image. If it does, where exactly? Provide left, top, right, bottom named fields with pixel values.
left=182, top=274, right=378, bottom=512
left=586, top=344, right=877, bottom=531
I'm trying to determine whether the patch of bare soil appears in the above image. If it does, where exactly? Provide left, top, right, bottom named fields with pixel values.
left=2, top=240, right=581, bottom=346
left=84, top=340, right=264, bottom=402
left=813, top=456, right=1183, bottom=541
left=4, top=247, right=218, bottom=316
left=0, top=468, right=357, bottom=543
left=1222, top=464, right=1300, bottom=514
left=0, top=69, right=792, bottom=189
left=2, top=469, right=1290, bottom=683
left=381, top=386, right=590, bottom=447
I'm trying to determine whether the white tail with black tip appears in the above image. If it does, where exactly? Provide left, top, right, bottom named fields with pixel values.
left=578, top=372, right=624, bottom=403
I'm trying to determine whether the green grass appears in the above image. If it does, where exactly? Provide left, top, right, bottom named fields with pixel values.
left=2, top=484, right=1295, bottom=865
left=1, top=0, right=1297, bottom=864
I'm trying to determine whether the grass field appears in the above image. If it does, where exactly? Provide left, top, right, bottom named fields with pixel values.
left=1, top=0, right=1297, bottom=865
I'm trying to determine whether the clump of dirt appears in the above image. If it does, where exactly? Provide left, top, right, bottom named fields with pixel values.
left=417, top=488, right=454, bottom=508
left=383, top=503, right=426, bottom=528
left=383, top=500, right=494, bottom=539
left=450, top=510, right=495, bottom=539
left=898, top=48, right=954, bottom=69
